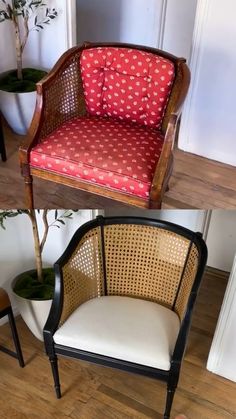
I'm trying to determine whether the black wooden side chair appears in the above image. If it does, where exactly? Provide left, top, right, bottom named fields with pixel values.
left=0, top=115, right=6, bottom=162
left=0, top=288, right=24, bottom=367
left=44, top=216, right=207, bottom=419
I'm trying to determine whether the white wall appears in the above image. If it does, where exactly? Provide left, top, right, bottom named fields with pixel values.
left=0, top=0, right=76, bottom=73
left=0, top=210, right=93, bottom=316
left=104, top=209, right=207, bottom=232
left=76, top=0, right=196, bottom=60
left=179, top=0, right=236, bottom=166
left=206, top=210, right=236, bottom=272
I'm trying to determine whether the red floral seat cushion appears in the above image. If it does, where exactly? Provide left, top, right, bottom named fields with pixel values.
left=30, top=116, right=164, bottom=199
left=80, top=47, right=175, bottom=129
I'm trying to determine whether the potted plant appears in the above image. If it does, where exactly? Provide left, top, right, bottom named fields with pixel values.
left=0, top=209, right=77, bottom=341
left=0, top=0, right=58, bottom=135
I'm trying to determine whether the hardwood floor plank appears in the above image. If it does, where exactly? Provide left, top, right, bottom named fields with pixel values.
left=1, top=123, right=236, bottom=209
left=97, top=383, right=161, bottom=418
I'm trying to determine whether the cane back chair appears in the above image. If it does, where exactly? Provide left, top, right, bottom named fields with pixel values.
left=0, top=288, right=24, bottom=367
left=19, top=42, right=190, bottom=209
left=44, top=216, right=207, bottom=419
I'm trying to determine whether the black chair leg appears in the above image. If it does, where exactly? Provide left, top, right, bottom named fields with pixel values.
left=49, top=355, right=61, bottom=398
left=8, top=307, right=25, bottom=367
left=164, top=385, right=176, bottom=419
left=0, top=118, right=6, bottom=162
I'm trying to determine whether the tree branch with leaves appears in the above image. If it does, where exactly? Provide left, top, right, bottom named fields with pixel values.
left=0, top=209, right=78, bottom=283
left=0, top=0, right=58, bottom=80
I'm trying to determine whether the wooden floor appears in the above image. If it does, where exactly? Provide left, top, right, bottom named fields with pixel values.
left=1, top=123, right=236, bottom=209
left=0, top=268, right=235, bottom=418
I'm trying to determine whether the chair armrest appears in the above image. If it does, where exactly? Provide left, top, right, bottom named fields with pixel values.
left=19, top=45, right=87, bottom=163
left=150, top=113, right=178, bottom=205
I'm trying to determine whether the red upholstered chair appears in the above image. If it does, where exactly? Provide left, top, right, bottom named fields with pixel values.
left=19, top=43, right=190, bottom=209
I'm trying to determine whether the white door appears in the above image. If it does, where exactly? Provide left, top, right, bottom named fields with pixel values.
left=76, top=0, right=197, bottom=60
left=179, top=0, right=236, bottom=166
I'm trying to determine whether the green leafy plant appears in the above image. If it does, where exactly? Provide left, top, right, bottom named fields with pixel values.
left=0, top=1, right=58, bottom=81
left=0, top=209, right=77, bottom=299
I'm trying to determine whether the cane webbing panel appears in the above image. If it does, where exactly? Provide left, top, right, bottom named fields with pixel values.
left=40, top=51, right=87, bottom=141
left=60, top=227, right=104, bottom=325
left=103, top=224, right=198, bottom=311
left=174, top=243, right=199, bottom=320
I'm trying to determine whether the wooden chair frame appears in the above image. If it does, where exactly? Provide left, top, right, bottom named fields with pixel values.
left=44, top=216, right=207, bottom=419
left=19, top=42, right=190, bottom=209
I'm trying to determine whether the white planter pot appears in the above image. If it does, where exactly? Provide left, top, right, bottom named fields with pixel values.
left=12, top=271, right=53, bottom=341
left=0, top=89, right=36, bottom=135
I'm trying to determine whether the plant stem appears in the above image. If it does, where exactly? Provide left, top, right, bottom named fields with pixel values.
left=28, top=210, right=43, bottom=283
left=21, top=15, right=29, bottom=55
left=40, top=209, right=49, bottom=254
left=11, top=2, right=23, bottom=80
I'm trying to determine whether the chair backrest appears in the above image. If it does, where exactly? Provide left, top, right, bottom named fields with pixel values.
left=56, top=217, right=207, bottom=326
left=80, top=46, right=175, bottom=129
left=37, top=43, right=189, bottom=141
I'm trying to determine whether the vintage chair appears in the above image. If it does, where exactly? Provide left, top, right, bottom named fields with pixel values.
left=44, top=216, right=207, bottom=419
left=19, top=42, right=190, bottom=209
left=0, top=288, right=24, bottom=367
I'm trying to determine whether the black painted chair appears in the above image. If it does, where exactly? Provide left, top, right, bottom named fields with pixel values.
left=0, top=115, right=6, bottom=162
left=0, top=288, right=24, bottom=367
left=44, top=216, right=207, bottom=419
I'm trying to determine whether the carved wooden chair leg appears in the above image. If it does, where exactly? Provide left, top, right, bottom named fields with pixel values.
left=24, top=177, right=34, bottom=209
left=20, top=162, right=35, bottom=209
left=23, top=175, right=34, bottom=209
left=150, top=199, right=162, bottom=209
left=49, top=355, right=61, bottom=398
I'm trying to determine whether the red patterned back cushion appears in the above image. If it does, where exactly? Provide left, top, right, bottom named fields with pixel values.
left=80, top=47, right=175, bottom=129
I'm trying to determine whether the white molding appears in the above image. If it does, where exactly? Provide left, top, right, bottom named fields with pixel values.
left=178, top=0, right=211, bottom=151
left=64, top=0, right=77, bottom=49
left=201, top=210, right=212, bottom=241
left=92, top=210, right=105, bottom=218
left=158, top=0, right=168, bottom=49
left=207, top=255, right=236, bottom=378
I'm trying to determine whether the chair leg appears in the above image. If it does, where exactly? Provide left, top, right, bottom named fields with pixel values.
left=149, top=199, right=162, bottom=209
left=163, top=385, right=176, bottom=419
left=0, top=119, right=6, bottom=162
left=8, top=308, right=24, bottom=368
left=49, top=355, right=61, bottom=398
left=24, top=174, right=34, bottom=209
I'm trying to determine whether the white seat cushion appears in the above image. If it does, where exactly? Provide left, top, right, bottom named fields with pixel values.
left=53, top=296, right=180, bottom=370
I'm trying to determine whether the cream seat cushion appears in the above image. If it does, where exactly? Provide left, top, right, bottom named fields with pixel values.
left=53, top=296, right=180, bottom=370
